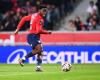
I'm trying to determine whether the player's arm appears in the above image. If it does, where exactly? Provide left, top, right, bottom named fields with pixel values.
left=14, top=15, right=31, bottom=34
left=40, top=29, right=51, bottom=34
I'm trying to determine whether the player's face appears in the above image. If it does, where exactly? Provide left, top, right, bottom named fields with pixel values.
left=40, top=9, right=47, bottom=17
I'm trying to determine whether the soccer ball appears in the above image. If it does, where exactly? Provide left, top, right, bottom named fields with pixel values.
left=61, top=62, right=72, bottom=72
left=35, top=66, right=42, bottom=71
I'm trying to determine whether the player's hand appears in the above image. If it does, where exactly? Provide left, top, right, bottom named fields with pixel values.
left=48, top=31, right=52, bottom=34
left=14, top=29, right=19, bottom=35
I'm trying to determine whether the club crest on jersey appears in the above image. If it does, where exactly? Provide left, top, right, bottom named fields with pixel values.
left=40, top=19, right=43, bottom=25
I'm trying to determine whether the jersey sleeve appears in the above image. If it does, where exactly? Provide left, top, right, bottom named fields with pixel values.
left=40, top=29, right=50, bottom=34
left=17, top=15, right=31, bottom=30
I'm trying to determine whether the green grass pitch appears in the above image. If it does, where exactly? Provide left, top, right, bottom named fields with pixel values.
left=0, top=64, right=100, bottom=80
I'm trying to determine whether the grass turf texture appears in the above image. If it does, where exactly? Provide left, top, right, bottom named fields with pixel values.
left=0, top=64, right=100, bottom=80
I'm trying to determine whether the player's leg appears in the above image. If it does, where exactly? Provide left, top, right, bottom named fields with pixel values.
left=23, top=44, right=42, bottom=60
left=36, top=52, right=43, bottom=71
left=18, top=34, right=42, bottom=67
left=19, top=44, right=42, bottom=66
left=18, top=51, right=35, bottom=66
left=18, top=34, right=36, bottom=66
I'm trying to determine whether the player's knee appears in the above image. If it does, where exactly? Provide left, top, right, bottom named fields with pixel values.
left=36, top=48, right=42, bottom=53
left=35, top=44, right=42, bottom=53
left=31, top=48, right=42, bottom=55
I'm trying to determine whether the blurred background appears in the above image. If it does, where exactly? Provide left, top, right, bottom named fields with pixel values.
left=0, top=1, right=100, bottom=80
left=0, top=0, right=100, bottom=64
left=0, top=0, right=100, bottom=31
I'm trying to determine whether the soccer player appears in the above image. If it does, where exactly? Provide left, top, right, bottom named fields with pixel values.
left=14, top=6, right=51, bottom=71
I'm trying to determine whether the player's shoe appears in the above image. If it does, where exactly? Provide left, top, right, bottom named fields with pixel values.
left=35, top=66, right=42, bottom=72
left=18, top=58, right=24, bottom=67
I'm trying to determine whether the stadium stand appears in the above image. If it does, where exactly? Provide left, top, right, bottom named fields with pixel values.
left=60, top=0, right=100, bottom=31
left=0, top=0, right=81, bottom=31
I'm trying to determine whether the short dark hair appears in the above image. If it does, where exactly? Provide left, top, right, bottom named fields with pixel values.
left=38, top=5, right=47, bottom=10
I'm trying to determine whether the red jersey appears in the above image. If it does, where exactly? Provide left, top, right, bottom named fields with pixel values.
left=17, top=13, right=49, bottom=34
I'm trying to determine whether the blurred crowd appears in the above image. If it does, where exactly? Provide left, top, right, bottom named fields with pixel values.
left=0, top=0, right=81, bottom=31
left=68, top=0, right=100, bottom=31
